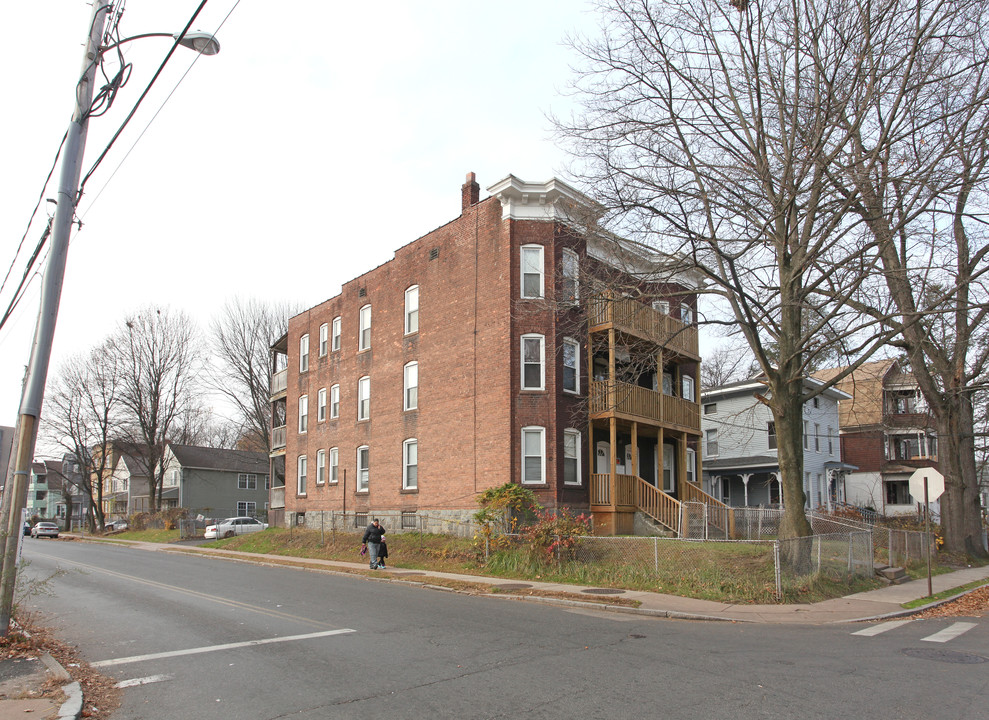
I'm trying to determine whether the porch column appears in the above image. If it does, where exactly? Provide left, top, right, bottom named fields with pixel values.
left=741, top=473, right=752, bottom=506
left=609, top=416, right=617, bottom=509
left=771, top=472, right=782, bottom=508
left=631, top=422, right=638, bottom=479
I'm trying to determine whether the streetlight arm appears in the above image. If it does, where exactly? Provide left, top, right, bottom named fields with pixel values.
left=101, top=31, right=220, bottom=56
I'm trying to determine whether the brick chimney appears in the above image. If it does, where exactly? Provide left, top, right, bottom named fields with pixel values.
left=461, top=171, right=480, bottom=212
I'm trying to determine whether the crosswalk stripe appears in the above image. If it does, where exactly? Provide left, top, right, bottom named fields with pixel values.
left=852, top=619, right=914, bottom=637
left=921, top=622, right=977, bottom=643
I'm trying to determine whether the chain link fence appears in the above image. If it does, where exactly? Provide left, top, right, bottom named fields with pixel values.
left=775, top=531, right=875, bottom=596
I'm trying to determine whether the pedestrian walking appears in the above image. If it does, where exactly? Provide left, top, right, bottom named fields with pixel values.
left=362, top=518, right=386, bottom=569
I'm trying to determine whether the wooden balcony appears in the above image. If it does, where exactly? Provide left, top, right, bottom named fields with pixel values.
left=270, top=368, right=288, bottom=399
left=271, top=425, right=286, bottom=453
left=590, top=380, right=700, bottom=433
left=270, top=485, right=285, bottom=510
left=588, top=296, right=699, bottom=358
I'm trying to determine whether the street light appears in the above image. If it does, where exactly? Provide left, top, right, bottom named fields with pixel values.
left=0, top=1, right=220, bottom=634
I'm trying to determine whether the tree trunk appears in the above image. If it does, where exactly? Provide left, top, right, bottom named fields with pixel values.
left=938, top=397, right=987, bottom=558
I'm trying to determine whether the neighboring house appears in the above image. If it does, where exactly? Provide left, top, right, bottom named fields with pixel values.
left=162, top=444, right=269, bottom=519
left=105, top=452, right=153, bottom=516
left=58, top=453, right=90, bottom=529
left=269, top=172, right=704, bottom=536
left=814, top=360, right=939, bottom=517
left=700, top=377, right=852, bottom=511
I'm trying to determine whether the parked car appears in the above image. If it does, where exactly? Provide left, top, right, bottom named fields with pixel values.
left=204, top=517, right=268, bottom=540
left=30, top=522, right=59, bottom=539
left=22, top=522, right=31, bottom=536
left=105, top=519, right=128, bottom=531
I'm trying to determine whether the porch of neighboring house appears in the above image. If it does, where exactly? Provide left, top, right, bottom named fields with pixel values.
left=586, top=295, right=721, bottom=536
left=708, top=469, right=781, bottom=508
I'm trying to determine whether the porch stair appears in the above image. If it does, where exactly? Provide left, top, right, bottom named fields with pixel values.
left=874, top=564, right=909, bottom=585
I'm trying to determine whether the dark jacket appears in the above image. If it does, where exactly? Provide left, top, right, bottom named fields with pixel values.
left=362, top=522, right=385, bottom=544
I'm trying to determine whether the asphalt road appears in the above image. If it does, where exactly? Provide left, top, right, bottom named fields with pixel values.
left=19, top=539, right=989, bottom=720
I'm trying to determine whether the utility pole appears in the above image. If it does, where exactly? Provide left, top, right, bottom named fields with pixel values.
left=0, top=0, right=112, bottom=634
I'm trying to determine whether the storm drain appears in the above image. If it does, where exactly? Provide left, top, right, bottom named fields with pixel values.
left=581, top=588, right=626, bottom=595
left=493, top=583, right=534, bottom=591
left=902, top=648, right=987, bottom=664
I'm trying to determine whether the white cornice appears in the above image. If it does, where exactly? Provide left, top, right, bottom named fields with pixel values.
left=486, top=174, right=603, bottom=222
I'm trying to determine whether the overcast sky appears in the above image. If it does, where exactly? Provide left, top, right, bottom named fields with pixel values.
left=2, top=1, right=619, bottom=436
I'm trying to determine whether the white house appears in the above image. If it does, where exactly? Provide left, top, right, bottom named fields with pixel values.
left=700, top=377, right=853, bottom=510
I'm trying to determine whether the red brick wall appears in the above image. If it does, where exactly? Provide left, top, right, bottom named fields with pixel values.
left=840, top=431, right=885, bottom=472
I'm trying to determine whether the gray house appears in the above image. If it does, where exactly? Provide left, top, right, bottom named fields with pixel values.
left=701, top=376, right=854, bottom=511
left=163, top=444, right=270, bottom=519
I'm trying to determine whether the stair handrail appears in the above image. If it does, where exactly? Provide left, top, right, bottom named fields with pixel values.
left=633, top=476, right=681, bottom=536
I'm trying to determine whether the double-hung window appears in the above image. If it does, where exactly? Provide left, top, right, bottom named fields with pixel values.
left=768, top=421, right=777, bottom=450
left=331, top=316, right=341, bottom=352
left=238, top=473, right=257, bottom=490
left=359, top=305, right=371, bottom=351
left=561, top=249, right=578, bottom=304
left=300, top=334, right=309, bottom=372
left=298, top=395, right=308, bottom=433
left=521, top=334, right=545, bottom=391
left=681, top=303, right=693, bottom=324
left=330, top=384, right=340, bottom=419
left=403, top=438, right=418, bottom=490
left=297, top=455, right=307, bottom=495
left=563, top=429, right=581, bottom=485
left=357, top=446, right=369, bottom=491
left=521, top=245, right=544, bottom=298
left=404, top=362, right=418, bottom=410
left=329, top=447, right=338, bottom=483
left=562, top=338, right=579, bottom=394
left=316, top=449, right=326, bottom=485
left=317, top=388, right=327, bottom=422
left=319, top=323, right=328, bottom=356
left=681, top=375, right=695, bottom=403
left=358, top=376, right=370, bottom=420
left=705, top=428, right=719, bottom=457
left=405, top=286, right=419, bottom=335
left=521, top=427, right=545, bottom=484
left=686, top=448, right=697, bottom=484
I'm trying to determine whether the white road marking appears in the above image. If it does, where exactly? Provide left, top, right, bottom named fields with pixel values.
left=92, top=629, right=356, bottom=668
left=851, top=619, right=914, bottom=636
left=115, top=674, right=174, bottom=688
left=921, top=622, right=977, bottom=643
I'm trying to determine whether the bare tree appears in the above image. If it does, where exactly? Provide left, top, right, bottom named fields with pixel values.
left=558, top=0, right=901, bottom=541
left=701, top=343, right=756, bottom=390
left=41, top=342, right=121, bottom=530
left=208, top=298, right=296, bottom=453
left=811, top=0, right=989, bottom=557
left=113, top=306, right=203, bottom=512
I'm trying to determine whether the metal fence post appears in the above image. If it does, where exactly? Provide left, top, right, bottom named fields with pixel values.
left=654, top=536, right=659, bottom=573
left=774, top=540, right=782, bottom=599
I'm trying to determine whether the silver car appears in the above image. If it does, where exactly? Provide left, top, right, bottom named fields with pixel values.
left=204, top=516, right=268, bottom=540
left=31, top=522, right=59, bottom=538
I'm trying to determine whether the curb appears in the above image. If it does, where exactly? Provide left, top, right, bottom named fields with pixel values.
left=833, top=581, right=989, bottom=624
left=56, top=681, right=82, bottom=720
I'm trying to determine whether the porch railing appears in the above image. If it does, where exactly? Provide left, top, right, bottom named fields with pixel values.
left=270, top=485, right=285, bottom=509
left=590, top=380, right=700, bottom=432
left=588, top=296, right=699, bottom=357
left=681, top=482, right=732, bottom=536
left=590, top=473, right=681, bottom=534
left=271, top=425, right=286, bottom=451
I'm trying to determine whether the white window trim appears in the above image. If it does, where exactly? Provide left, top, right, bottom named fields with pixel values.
left=331, top=316, right=341, bottom=352
left=520, top=244, right=544, bottom=299
left=358, top=304, right=371, bottom=351
left=238, top=501, right=257, bottom=517
left=686, top=448, right=697, bottom=484
left=403, top=438, right=418, bottom=490
left=330, top=384, right=340, bottom=419
left=317, top=388, right=327, bottom=422
left=562, top=337, right=580, bottom=394
left=298, top=395, right=308, bottom=434
left=682, top=375, right=695, bottom=403
left=521, top=426, right=546, bottom=485
left=563, top=429, right=581, bottom=486
left=316, top=449, right=326, bottom=485
left=357, top=376, right=370, bottom=421
left=319, top=323, right=328, bottom=357
left=300, top=334, right=309, bottom=372
left=357, top=445, right=369, bottom=492
left=297, top=455, right=307, bottom=496
left=329, top=447, right=339, bottom=484
left=405, top=285, right=419, bottom=335
left=521, top=333, right=545, bottom=391
left=404, top=361, right=418, bottom=411
left=705, top=428, right=719, bottom=458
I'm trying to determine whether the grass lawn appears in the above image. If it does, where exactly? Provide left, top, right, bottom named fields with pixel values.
left=77, top=526, right=984, bottom=606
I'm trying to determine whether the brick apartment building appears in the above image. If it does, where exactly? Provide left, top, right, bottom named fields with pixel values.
left=268, top=173, right=704, bottom=535
left=815, top=359, right=939, bottom=516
